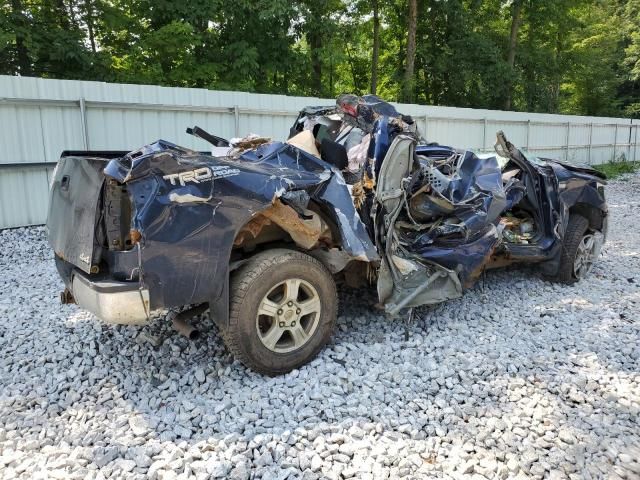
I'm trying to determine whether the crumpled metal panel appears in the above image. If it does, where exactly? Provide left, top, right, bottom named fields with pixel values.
left=413, top=225, right=502, bottom=287
left=412, top=151, right=507, bottom=246
left=102, top=140, right=378, bottom=309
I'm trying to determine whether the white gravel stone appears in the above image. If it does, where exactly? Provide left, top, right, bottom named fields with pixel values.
left=310, top=454, right=323, bottom=471
left=1, top=174, right=639, bottom=479
left=194, top=368, right=205, bottom=384
left=128, top=416, right=148, bottom=436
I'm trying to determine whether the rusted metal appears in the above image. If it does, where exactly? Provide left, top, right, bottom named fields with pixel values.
left=233, top=215, right=272, bottom=246
left=232, top=135, right=271, bottom=151
left=60, top=288, right=75, bottom=304
left=260, top=200, right=330, bottom=250
left=464, top=245, right=499, bottom=288
left=352, top=173, right=376, bottom=209
left=129, top=229, right=142, bottom=245
left=233, top=200, right=332, bottom=250
left=169, top=304, right=208, bottom=340
left=485, top=253, right=516, bottom=270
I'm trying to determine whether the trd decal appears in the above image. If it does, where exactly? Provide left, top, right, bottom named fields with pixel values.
left=163, top=166, right=240, bottom=186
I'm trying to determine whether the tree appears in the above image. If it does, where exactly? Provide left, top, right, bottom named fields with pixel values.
left=504, top=0, right=523, bottom=110
left=0, top=0, right=637, bottom=117
left=618, top=0, right=640, bottom=116
left=10, top=0, right=31, bottom=75
left=402, top=0, right=417, bottom=102
left=298, top=0, right=346, bottom=97
left=371, top=0, right=380, bottom=94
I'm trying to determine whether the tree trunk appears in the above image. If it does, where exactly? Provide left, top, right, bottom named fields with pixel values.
left=309, top=30, right=323, bottom=96
left=283, top=66, right=289, bottom=94
left=504, top=0, right=523, bottom=110
left=55, top=0, right=71, bottom=30
left=346, top=43, right=363, bottom=93
left=85, top=0, right=97, bottom=53
left=370, top=0, right=380, bottom=94
left=402, top=0, right=417, bottom=102
left=11, top=0, right=31, bottom=75
left=329, top=52, right=334, bottom=97
left=551, top=28, right=562, bottom=113
left=524, top=19, right=535, bottom=111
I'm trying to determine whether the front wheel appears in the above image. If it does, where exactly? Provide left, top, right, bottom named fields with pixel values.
left=552, top=214, right=602, bottom=283
left=221, top=249, right=337, bottom=376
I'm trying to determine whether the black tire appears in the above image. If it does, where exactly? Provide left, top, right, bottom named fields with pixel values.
left=552, top=214, right=590, bottom=284
left=221, top=249, right=337, bottom=376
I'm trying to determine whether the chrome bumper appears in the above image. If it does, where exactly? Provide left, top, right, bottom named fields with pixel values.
left=71, top=272, right=150, bottom=325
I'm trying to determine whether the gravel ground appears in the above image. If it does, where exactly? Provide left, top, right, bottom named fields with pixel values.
left=1, top=174, right=639, bottom=480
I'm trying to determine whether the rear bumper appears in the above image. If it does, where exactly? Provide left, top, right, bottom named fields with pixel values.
left=70, top=270, right=150, bottom=325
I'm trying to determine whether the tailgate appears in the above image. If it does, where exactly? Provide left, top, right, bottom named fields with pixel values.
left=46, top=156, right=108, bottom=273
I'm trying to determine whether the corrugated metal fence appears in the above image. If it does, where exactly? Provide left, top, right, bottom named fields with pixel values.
left=1, top=75, right=638, bottom=229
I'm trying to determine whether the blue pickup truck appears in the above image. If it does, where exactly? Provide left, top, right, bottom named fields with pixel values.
left=47, top=95, right=607, bottom=375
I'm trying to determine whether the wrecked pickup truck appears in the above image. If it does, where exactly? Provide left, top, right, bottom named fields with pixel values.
left=47, top=94, right=608, bottom=375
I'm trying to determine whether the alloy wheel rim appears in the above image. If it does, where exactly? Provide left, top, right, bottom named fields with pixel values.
left=573, top=233, right=596, bottom=279
left=256, top=278, right=321, bottom=353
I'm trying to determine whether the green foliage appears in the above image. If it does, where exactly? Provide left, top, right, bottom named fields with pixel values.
left=559, top=0, right=624, bottom=116
left=593, top=160, right=640, bottom=179
left=0, top=0, right=638, bottom=117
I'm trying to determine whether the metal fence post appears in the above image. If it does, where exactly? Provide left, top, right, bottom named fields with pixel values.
left=613, top=123, right=618, bottom=162
left=526, top=119, right=531, bottom=152
left=628, top=120, right=633, bottom=162
left=587, top=123, right=593, bottom=165
left=482, top=118, right=487, bottom=152
left=79, top=97, right=89, bottom=149
left=565, top=122, right=570, bottom=161
left=233, top=105, right=240, bottom=137
left=634, top=122, right=638, bottom=162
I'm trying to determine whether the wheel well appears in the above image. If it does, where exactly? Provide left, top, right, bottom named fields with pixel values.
left=233, top=215, right=295, bottom=253
left=569, top=203, right=604, bottom=231
left=233, top=199, right=336, bottom=253
left=231, top=201, right=372, bottom=278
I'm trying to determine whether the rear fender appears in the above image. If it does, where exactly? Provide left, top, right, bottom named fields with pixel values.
left=102, top=141, right=377, bottom=314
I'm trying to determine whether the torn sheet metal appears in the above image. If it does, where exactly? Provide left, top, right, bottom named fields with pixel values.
left=260, top=199, right=329, bottom=250
left=408, top=151, right=508, bottom=246
left=373, top=134, right=529, bottom=311
left=336, top=94, right=413, bottom=133
left=412, top=225, right=502, bottom=287
left=101, top=139, right=378, bottom=310
left=380, top=258, right=463, bottom=315
left=289, top=94, right=421, bottom=179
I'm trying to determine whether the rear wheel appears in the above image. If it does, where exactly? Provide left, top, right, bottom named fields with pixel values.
left=552, top=214, right=599, bottom=283
left=221, top=249, right=337, bottom=375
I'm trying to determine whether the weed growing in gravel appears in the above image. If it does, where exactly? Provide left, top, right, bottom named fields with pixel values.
left=593, top=160, right=640, bottom=179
